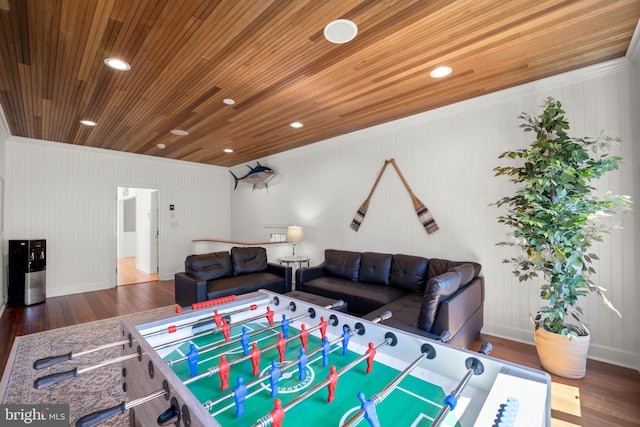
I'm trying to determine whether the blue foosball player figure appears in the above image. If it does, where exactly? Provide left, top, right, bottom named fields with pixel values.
left=358, top=392, right=381, bottom=427
left=341, top=325, right=351, bottom=355
left=187, top=344, right=199, bottom=377
left=233, top=377, right=248, bottom=417
left=322, top=337, right=331, bottom=367
left=241, top=327, right=250, bottom=356
left=297, top=348, right=308, bottom=381
left=281, top=314, right=290, bottom=338
left=269, top=360, right=282, bottom=398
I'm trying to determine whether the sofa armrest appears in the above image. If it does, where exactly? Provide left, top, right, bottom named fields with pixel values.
left=266, top=262, right=293, bottom=292
left=174, top=272, right=207, bottom=307
left=296, top=263, right=326, bottom=286
left=432, top=276, right=484, bottom=338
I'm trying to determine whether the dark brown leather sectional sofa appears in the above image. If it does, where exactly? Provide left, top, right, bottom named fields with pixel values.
left=174, top=246, right=292, bottom=307
left=296, top=249, right=484, bottom=348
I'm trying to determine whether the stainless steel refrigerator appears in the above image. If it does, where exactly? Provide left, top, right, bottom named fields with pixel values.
left=8, top=239, right=46, bottom=306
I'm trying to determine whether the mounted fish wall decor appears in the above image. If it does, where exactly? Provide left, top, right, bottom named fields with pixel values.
left=230, top=162, right=276, bottom=190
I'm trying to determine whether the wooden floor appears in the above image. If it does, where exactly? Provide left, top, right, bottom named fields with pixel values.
left=1, top=281, right=638, bottom=427
left=117, top=256, right=158, bottom=286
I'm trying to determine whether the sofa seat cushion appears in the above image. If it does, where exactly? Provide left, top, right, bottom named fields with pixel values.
left=185, top=251, right=232, bottom=281
left=359, top=252, right=392, bottom=285
left=231, top=246, right=268, bottom=275
left=418, top=271, right=462, bottom=332
left=324, top=249, right=362, bottom=281
left=300, top=276, right=405, bottom=315
left=205, top=272, right=286, bottom=299
left=390, top=254, right=429, bottom=292
left=363, top=293, right=422, bottom=327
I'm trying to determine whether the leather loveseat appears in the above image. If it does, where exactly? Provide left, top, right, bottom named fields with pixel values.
left=296, top=249, right=484, bottom=348
left=174, top=246, right=292, bottom=307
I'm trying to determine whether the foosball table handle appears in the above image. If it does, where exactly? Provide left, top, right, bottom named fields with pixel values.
left=34, top=368, right=78, bottom=389
left=75, top=401, right=126, bottom=427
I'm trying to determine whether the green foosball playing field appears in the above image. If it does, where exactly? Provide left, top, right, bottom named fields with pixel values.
left=160, top=317, right=461, bottom=427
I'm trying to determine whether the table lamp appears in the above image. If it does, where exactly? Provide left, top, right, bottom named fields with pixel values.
left=287, top=226, right=303, bottom=256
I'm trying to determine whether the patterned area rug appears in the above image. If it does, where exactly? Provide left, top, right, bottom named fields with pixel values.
left=0, top=306, right=176, bottom=426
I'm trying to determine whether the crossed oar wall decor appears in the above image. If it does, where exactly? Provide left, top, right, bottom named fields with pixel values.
left=350, top=158, right=439, bottom=234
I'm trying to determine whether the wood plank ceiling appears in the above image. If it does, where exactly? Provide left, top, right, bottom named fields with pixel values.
left=1, top=0, right=639, bottom=167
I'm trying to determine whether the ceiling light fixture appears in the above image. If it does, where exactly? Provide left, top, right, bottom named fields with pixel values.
left=223, top=98, right=236, bottom=105
left=79, top=120, right=97, bottom=126
left=324, top=19, right=358, bottom=44
left=224, top=148, right=234, bottom=153
left=157, top=143, right=166, bottom=149
left=171, top=129, right=189, bottom=136
left=104, top=58, right=131, bottom=71
left=290, top=122, right=304, bottom=128
left=430, top=66, right=452, bottom=78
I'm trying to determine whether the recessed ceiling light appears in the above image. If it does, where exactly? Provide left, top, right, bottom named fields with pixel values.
left=104, top=58, right=131, bottom=71
left=224, top=148, right=234, bottom=153
left=157, top=143, right=166, bottom=149
left=223, top=98, right=236, bottom=105
left=290, top=122, right=304, bottom=128
left=430, top=66, right=452, bottom=78
left=324, top=19, right=358, bottom=44
left=171, top=129, right=189, bottom=136
left=80, top=120, right=97, bottom=126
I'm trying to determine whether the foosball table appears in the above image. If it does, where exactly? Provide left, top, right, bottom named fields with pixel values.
left=69, top=290, right=550, bottom=427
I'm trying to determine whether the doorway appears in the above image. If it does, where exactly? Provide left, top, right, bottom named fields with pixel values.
left=117, top=187, right=159, bottom=286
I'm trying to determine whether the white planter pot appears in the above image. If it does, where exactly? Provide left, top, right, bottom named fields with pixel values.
left=534, top=326, right=590, bottom=379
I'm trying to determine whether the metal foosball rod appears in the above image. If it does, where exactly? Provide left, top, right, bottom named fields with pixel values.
left=165, top=300, right=345, bottom=366
left=143, top=300, right=269, bottom=338
left=341, top=343, right=437, bottom=427
left=155, top=303, right=293, bottom=352
left=75, top=381, right=171, bottom=427
left=33, top=299, right=272, bottom=370
left=431, top=342, right=493, bottom=427
left=252, top=333, right=396, bottom=427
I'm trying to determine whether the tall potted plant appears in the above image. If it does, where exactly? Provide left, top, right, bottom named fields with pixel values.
left=493, top=97, right=631, bottom=378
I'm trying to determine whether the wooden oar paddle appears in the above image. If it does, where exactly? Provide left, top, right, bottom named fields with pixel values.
left=389, top=158, right=439, bottom=234
left=350, top=160, right=390, bottom=231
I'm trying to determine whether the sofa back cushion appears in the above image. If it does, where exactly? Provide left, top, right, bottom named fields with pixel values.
left=389, top=254, right=429, bottom=292
left=427, top=258, right=481, bottom=282
left=324, top=249, right=362, bottom=281
left=359, top=252, right=393, bottom=285
left=185, top=251, right=232, bottom=281
left=231, top=246, right=268, bottom=276
left=417, top=271, right=462, bottom=332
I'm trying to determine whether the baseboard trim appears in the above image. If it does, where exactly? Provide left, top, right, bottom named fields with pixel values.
left=483, top=322, right=640, bottom=372
left=46, top=281, right=113, bottom=297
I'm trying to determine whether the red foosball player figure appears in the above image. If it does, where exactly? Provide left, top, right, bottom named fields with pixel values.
left=213, top=309, right=224, bottom=327
left=250, top=342, right=262, bottom=375
left=270, top=398, right=285, bottom=427
left=218, top=355, right=231, bottom=390
left=266, top=306, right=275, bottom=326
left=365, top=342, right=376, bottom=374
left=320, top=316, right=328, bottom=341
left=277, top=332, right=287, bottom=362
left=222, top=318, right=231, bottom=341
left=300, top=324, right=308, bottom=351
left=326, top=365, right=338, bottom=402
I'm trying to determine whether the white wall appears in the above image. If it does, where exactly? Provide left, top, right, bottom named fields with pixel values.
left=2, top=135, right=231, bottom=297
left=230, top=58, right=639, bottom=370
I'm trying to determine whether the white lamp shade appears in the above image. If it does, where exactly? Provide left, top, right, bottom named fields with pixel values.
left=287, top=226, right=303, bottom=243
